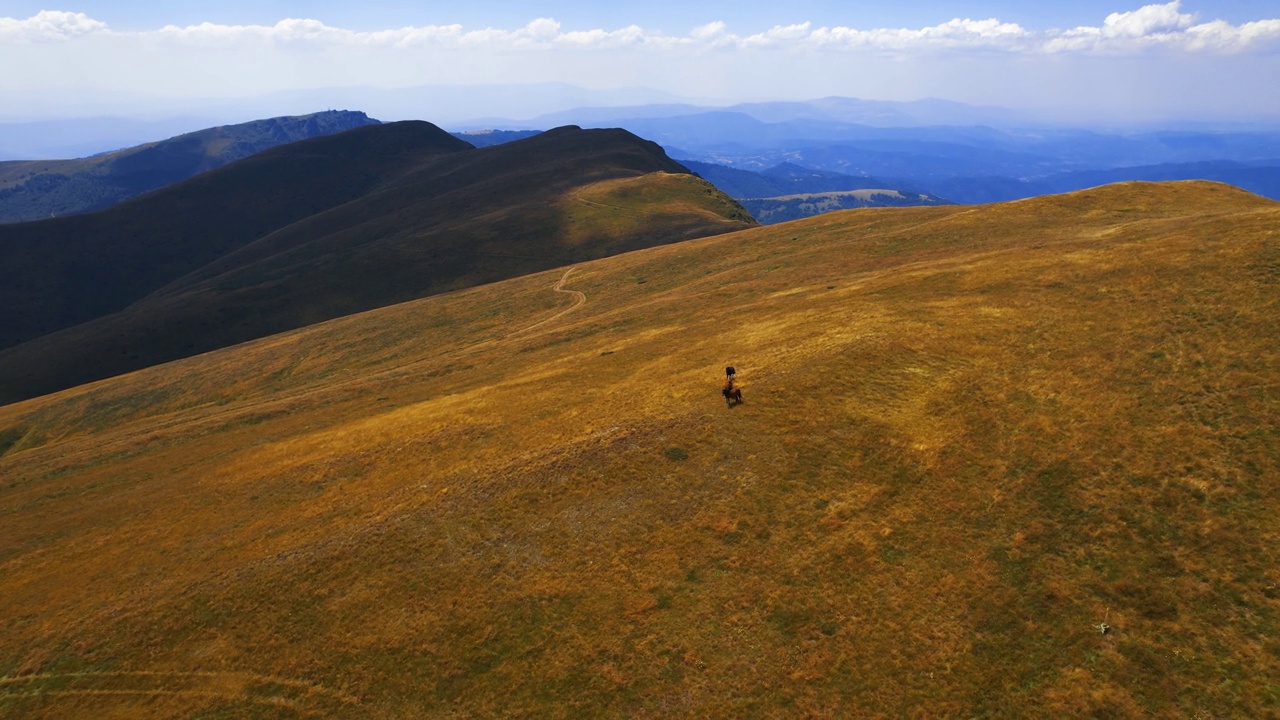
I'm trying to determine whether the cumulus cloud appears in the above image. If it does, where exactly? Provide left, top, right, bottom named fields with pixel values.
left=809, top=18, right=1033, bottom=52
left=1049, top=4, right=1280, bottom=52
left=1103, top=2, right=1197, bottom=37
left=0, top=10, right=107, bottom=41
left=1, top=2, right=1277, bottom=55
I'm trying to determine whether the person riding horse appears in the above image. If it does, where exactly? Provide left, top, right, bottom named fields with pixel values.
left=722, top=376, right=743, bottom=406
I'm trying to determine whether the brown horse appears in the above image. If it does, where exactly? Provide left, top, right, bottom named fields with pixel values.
left=722, top=381, right=743, bottom=407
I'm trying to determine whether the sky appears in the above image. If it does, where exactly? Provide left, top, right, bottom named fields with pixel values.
left=1, top=1, right=1278, bottom=125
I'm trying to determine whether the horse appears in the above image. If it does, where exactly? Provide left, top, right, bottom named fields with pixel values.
left=722, top=383, right=743, bottom=407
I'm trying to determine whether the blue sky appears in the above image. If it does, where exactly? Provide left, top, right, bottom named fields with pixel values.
left=2, top=1, right=1276, bottom=31
left=1, top=1, right=1277, bottom=125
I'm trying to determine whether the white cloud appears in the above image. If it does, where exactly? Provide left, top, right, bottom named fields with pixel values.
left=0, top=3, right=1275, bottom=124
left=1102, top=2, right=1196, bottom=37
left=1, top=3, right=1276, bottom=55
left=809, top=18, right=1033, bottom=52
left=1049, top=2, right=1280, bottom=53
left=0, top=10, right=107, bottom=41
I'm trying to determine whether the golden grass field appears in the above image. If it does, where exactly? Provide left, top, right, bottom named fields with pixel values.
left=1, top=180, right=1278, bottom=718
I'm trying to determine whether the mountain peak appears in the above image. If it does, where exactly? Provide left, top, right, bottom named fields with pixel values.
left=0, top=110, right=386, bottom=224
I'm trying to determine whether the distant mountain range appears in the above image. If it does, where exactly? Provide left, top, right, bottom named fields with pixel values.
left=739, top=190, right=949, bottom=224
left=8, top=95, right=1278, bottom=227
left=924, top=159, right=1280, bottom=205
left=682, top=161, right=897, bottom=199
left=450, top=129, right=543, bottom=148
left=0, top=110, right=380, bottom=224
left=677, top=160, right=947, bottom=223
left=0, top=82, right=710, bottom=157
left=466, top=100, right=1280, bottom=208
left=0, top=122, right=753, bottom=403
left=511, top=96, right=1036, bottom=130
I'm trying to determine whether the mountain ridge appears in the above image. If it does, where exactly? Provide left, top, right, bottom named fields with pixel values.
left=0, top=121, right=472, bottom=352
left=0, top=110, right=381, bottom=223
left=0, top=122, right=754, bottom=403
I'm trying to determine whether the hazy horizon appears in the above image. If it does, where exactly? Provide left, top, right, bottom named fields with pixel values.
left=1, top=1, right=1278, bottom=128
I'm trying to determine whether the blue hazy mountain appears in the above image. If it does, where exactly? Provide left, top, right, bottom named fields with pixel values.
left=0, top=111, right=381, bottom=223
left=488, top=97, right=1280, bottom=206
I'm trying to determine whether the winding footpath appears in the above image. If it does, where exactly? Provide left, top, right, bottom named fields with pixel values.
left=507, top=267, right=586, bottom=337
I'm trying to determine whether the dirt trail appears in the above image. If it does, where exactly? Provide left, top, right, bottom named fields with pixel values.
left=507, top=267, right=586, bottom=337
left=568, top=187, right=646, bottom=218
left=15, top=266, right=592, bottom=463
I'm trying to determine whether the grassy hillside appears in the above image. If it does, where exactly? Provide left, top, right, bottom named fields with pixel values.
left=0, top=111, right=381, bottom=224
left=1, top=182, right=1278, bottom=718
left=0, top=124, right=753, bottom=404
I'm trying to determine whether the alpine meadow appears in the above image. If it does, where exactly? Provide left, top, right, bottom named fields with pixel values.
left=5, top=1, right=1280, bottom=716
left=2, top=179, right=1279, bottom=717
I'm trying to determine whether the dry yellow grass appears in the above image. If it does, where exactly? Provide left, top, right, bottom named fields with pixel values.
left=560, top=172, right=755, bottom=248
left=1, top=181, right=1278, bottom=718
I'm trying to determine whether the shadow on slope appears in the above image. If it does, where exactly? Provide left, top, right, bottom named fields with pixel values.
left=0, top=125, right=754, bottom=404
left=0, top=110, right=382, bottom=223
left=0, top=121, right=471, bottom=352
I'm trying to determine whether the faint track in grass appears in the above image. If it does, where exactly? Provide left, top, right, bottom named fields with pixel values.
left=506, top=267, right=586, bottom=337
left=4, top=266, right=590, bottom=465
left=568, top=187, right=646, bottom=218
left=0, top=670, right=360, bottom=714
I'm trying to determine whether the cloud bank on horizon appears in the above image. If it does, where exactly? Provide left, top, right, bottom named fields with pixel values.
left=2, top=1, right=1277, bottom=123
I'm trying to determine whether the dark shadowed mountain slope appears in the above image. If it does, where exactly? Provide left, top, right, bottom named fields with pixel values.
left=0, top=110, right=381, bottom=223
left=0, top=124, right=754, bottom=403
left=0, top=121, right=472, bottom=352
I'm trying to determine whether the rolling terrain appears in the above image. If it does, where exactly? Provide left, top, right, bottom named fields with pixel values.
left=941, top=159, right=1280, bottom=206
left=741, top=189, right=949, bottom=224
left=0, top=123, right=753, bottom=403
left=520, top=102, right=1280, bottom=207
left=682, top=160, right=917, bottom=199
left=682, top=160, right=949, bottom=223
left=451, top=129, right=543, bottom=147
left=1, top=181, right=1277, bottom=717
left=0, top=111, right=380, bottom=223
